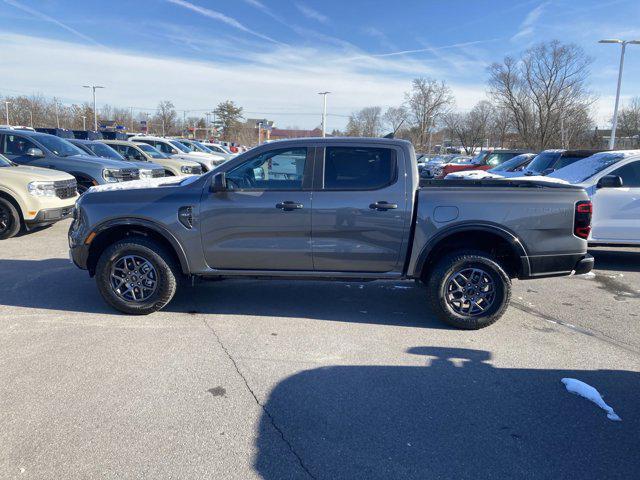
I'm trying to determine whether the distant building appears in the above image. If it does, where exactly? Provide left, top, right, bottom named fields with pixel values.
left=269, top=127, right=322, bottom=140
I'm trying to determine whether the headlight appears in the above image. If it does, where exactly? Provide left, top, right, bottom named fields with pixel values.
left=102, top=168, right=121, bottom=183
left=181, top=165, right=195, bottom=174
left=28, top=181, right=56, bottom=197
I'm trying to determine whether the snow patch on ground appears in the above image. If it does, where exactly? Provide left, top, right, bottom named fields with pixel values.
left=561, top=378, right=621, bottom=421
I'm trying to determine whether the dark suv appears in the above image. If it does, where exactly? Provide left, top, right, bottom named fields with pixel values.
left=0, top=129, right=140, bottom=193
left=522, top=150, right=604, bottom=176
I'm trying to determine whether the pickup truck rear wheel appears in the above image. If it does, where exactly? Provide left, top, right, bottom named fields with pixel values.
left=426, top=250, right=511, bottom=329
left=95, top=237, right=178, bottom=315
left=0, top=198, right=21, bottom=240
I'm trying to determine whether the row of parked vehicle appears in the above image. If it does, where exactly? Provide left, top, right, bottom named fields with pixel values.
left=0, top=126, right=238, bottom=239
left=418, top=147, right=640, bottom=246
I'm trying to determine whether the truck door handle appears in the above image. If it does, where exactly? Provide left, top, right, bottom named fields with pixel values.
left=276, top=201, right=303, bottom=211
left=369, top=201, right=398, bottom=211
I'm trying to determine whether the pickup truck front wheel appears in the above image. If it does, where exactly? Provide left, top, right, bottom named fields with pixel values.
left=95, top=237, right=178, bottom=315
left=426, top=251, right=511, bottom=329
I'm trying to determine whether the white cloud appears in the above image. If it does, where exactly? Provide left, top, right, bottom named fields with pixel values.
left=511, top=2, right=548, bottom=41
left=295, top=3, right=329, bottom=24
left=165, top=0, right=284, bottom=45
left=2, top=0, right=106, bottom=48
left=0, top=33, right=489, bottom=130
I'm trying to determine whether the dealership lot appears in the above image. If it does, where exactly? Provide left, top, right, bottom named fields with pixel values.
left=1, top=220, right=639, bottom=479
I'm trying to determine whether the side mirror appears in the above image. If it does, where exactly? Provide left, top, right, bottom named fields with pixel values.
left=541, top=168, right=555, bottom=176
left=597, top=174, right=623, bottom=189
left=211, top=172, right=227, bottom=192
left=26, top=147, right=44, bottom=157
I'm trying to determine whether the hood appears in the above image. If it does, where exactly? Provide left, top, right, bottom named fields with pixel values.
left=70, top=154, right=137, bottom=169
left=0, top=164, right=75, bottom=182
left=187, top=151, right=225, bottom=161
left=128, top=161, right=165, bottom=171
left=87, top=175, right=198, bottom=193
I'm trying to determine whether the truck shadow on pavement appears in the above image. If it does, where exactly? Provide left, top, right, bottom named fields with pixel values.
left=589, top=248, right=640, bottom=273
left=0, top=258, right=445, bottom=328
left=255, top=346, right=640, bottom=480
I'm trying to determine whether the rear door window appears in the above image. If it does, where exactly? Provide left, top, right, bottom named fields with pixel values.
left=323, top=147, right=396, bottom=190
left=610, top=161, right=640, bottom=187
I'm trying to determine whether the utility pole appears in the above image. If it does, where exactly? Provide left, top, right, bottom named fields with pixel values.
left=83, top=85, right=105, bottom=131
left=599, top=39, right=640, bottom=149
left=55, top=103, right=60, bottom=129
left=318, top=91, right=330, bottom=137
left=4, top=101, right=10, bottom=125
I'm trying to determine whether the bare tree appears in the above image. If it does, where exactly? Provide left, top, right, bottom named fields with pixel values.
left=488, top=106, right=512, bottom=148
left=444, top=101, right=495, bottom=154
left=488, top=40, right=594, bottom=150
left=153, top=100, right=178, bottom=136
left=346, top=106, right=383, bottom=137
left=617, top=97, right=640, bottom=147
left=383, top=106, right=408, bottom=136
left=405, top=78, right=453, bottom=150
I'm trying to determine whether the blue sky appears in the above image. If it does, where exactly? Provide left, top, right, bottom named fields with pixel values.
left=1, top=0, right=639, bottom=129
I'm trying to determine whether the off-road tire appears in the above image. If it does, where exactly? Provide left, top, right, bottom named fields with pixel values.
left=95, top=237, right=178, bottom=315
left=0, top=198, right=21, bottom=240
left=425, top=250, right=511, bottom=329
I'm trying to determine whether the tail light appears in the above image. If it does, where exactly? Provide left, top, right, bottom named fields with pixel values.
left=574, top=200, right=592, bottom=239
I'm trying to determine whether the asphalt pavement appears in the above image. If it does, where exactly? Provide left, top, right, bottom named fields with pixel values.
left=1, top=220, right=639, bottom=479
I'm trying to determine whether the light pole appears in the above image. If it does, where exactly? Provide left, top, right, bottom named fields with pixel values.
left=83, top=85, right=105, bottom=131
left=257, top=121, right=263, bottom=145
left=28, top=110, right=34, bottom=128
left=4, top=101, right=10, bottom=125
left=599, top=39, right=640, bottom=149
left=81, top=115, right=87, bottom=130
left=318, top=91, right=330, bottom=137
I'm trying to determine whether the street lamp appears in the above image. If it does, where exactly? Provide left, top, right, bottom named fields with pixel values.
left=318, top=91, right=330, bottom=137
left=4, top=101, right=10, bottom=125
left=83, top=85, right=105, bottom=131
left=599, top=39, right=640, bottom=149
left=81, top=115, right=87, bottom=130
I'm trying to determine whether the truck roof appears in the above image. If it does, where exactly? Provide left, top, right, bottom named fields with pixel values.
left=257, top=137, right=414, bottom=148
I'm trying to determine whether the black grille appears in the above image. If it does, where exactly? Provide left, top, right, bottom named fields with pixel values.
left=53, top=179, right=77, bottom=199
left=192, top=166, right=203, bottom=175
left=117, top=169, right=140, bottom=181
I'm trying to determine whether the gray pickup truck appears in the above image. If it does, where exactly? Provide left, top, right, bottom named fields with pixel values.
left=69, top=138, right=593, bottom=329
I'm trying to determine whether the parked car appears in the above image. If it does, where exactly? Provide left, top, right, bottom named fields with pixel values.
left=522, top=149, right=604, bottom=176
left=202, top=142, right=235, bottom=156
left=130, top=136, right=224, bottom=172
left=0, top=129, right=140, bottom=193
left=420, top=154, right=457, bottom=178
left=0, top=153, right=77, bottom=239
left=445, top=153, right=537, bottom=180
left=69, top=138, right=592, bottom=329
left=437, top=149, right=529, bottom=179
left=548, top=150, right=640, bottom=245
left=68, top=139, right=165, bottom=179
left=183, top=139, right=236, bottom=161
left=100, top=140, right=203, bottom=176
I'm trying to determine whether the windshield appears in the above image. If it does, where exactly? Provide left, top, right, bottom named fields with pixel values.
left=483, top=152, right=518, bottom=167
left=548, top=153, right=628, bottom=183
left=470, top=151, right=488, bottom=164
left=88, top=143, right=124, bottom=160
left=37, top=135, right=85, bottom=157
left=190, top=140, right=215, bottom=154
left=524, top=151, right=561, bottom=173
left=136, top=142, right=169, bottom=159
left=490, top=154, right=532, bottom=172
left=0, top=154, right=14, bottom=167
left=169, top=140, right=191, bottom=153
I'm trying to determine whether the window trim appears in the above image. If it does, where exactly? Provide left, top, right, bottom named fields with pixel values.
left=316, top=146, right=399, bottom=192
left=223, top=146, right=314, bottom=192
